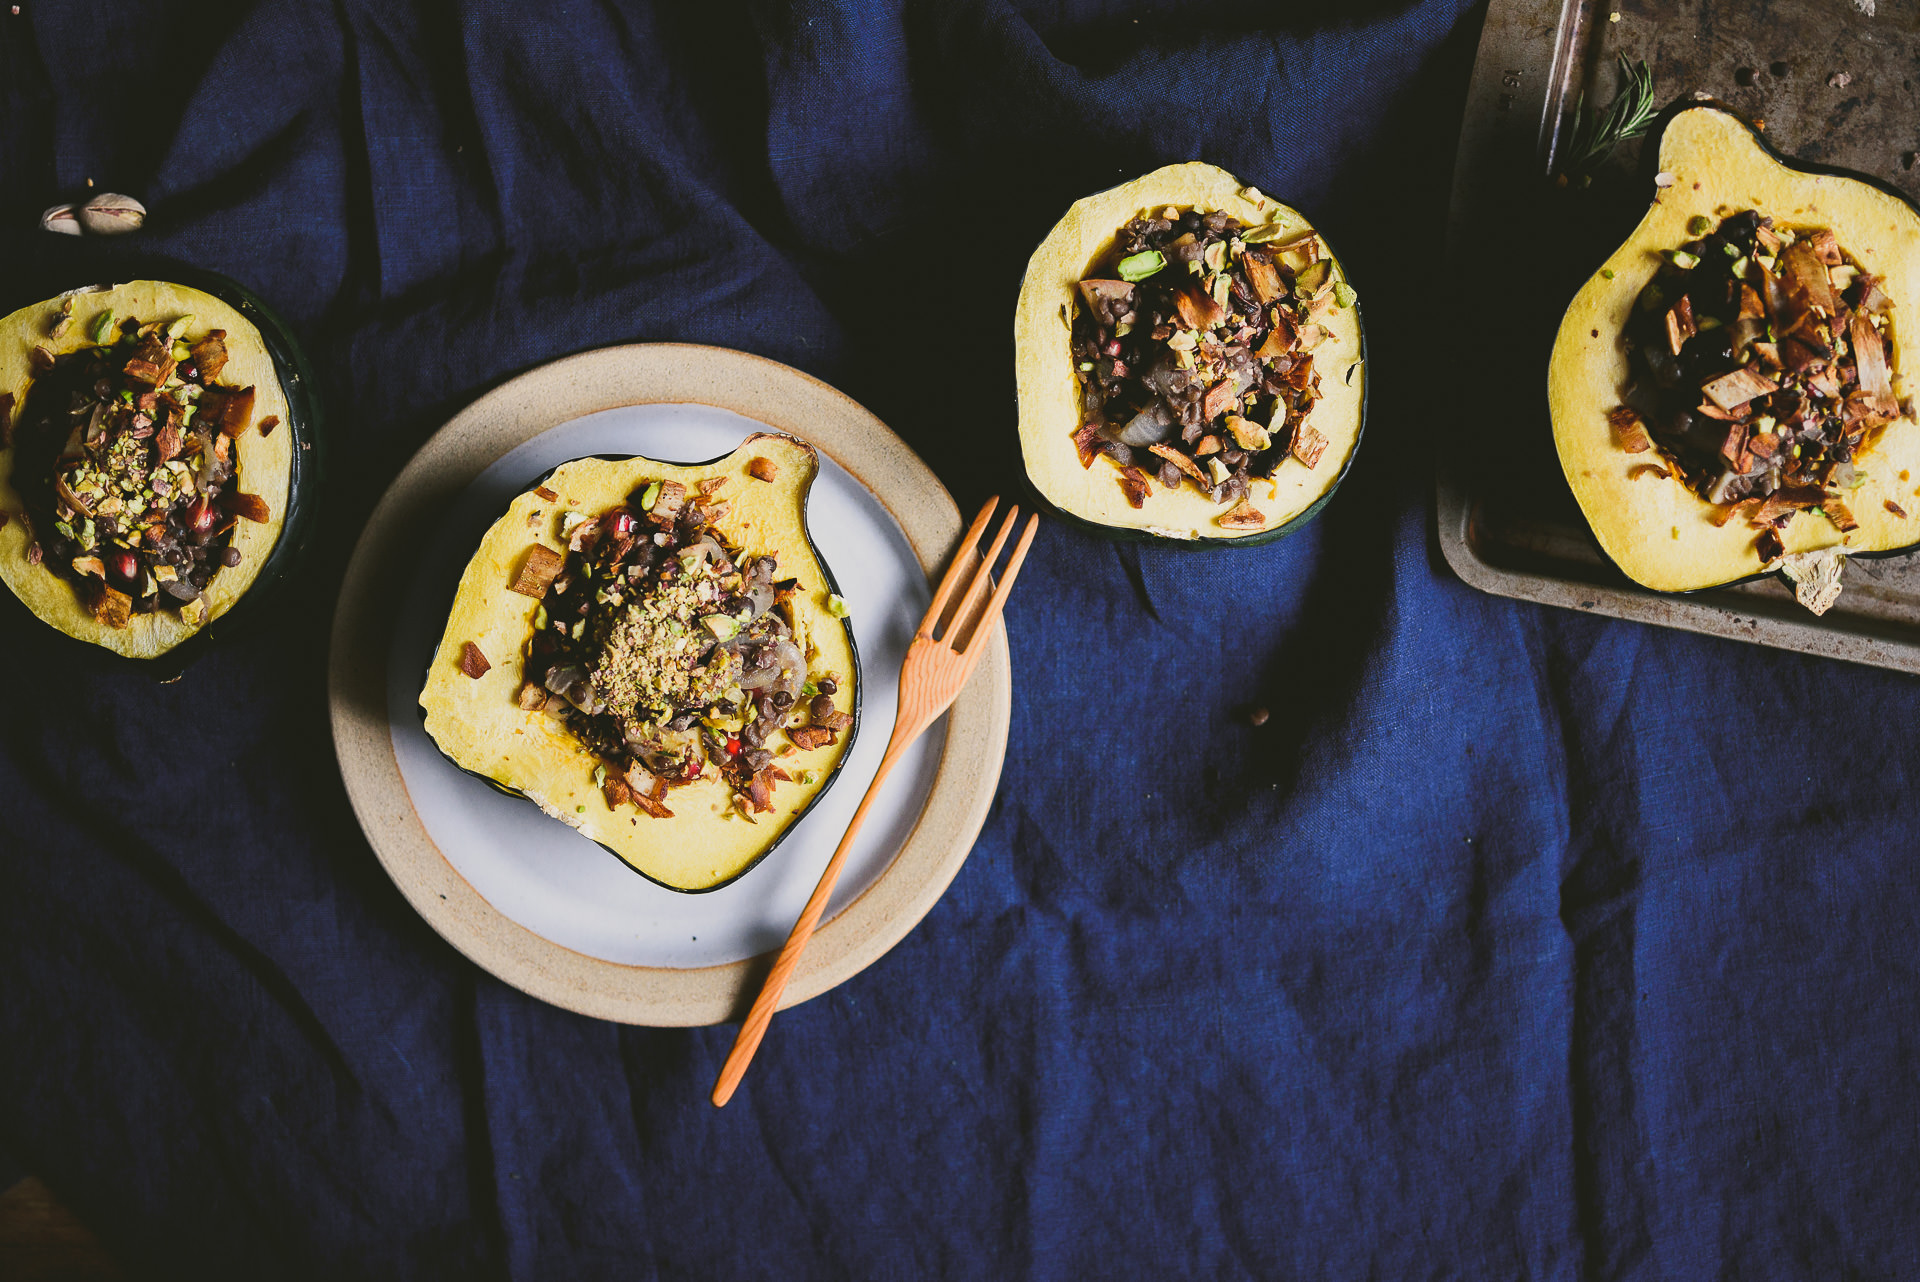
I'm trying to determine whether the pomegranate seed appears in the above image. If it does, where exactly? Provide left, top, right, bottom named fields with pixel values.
left=188, top=496, right=216, bottom=537
left=611, top=511, right=637, bottom=537
left=109, top=550, right=140, bottom=585
left=1104, top=338, right=1124, bottom=358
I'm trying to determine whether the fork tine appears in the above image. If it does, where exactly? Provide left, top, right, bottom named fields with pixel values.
left=941, top=505, right=1020, bottom=646
left=919, top=497, right=999, bottom=639
left=957, top=514, right=1038, bottom=655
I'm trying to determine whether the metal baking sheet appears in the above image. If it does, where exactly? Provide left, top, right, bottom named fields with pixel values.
left=1439, top=0, right=1920, bottom=670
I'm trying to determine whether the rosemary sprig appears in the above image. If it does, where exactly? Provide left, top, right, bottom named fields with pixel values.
left=1560, top=54, right=1657, bottom=179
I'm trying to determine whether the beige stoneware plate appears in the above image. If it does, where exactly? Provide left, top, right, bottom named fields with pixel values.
left=329, top=344, right=1010, bottom=1026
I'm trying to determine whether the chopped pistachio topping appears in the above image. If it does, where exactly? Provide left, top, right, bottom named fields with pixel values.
left=1116, top=250, right=1166, bottom=282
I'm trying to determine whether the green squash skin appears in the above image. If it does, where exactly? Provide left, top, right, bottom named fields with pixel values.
left=1020, top=313, right=1370, bottom=550
left=1564, top=100, right=1920, bottom=596
left=421, top=451, right=862, bottom=895
left=0, top=255, right=325, bottom=679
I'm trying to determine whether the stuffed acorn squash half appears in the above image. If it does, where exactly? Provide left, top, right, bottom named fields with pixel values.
left=1015, top=162, right=1366, bottom=544
left=0, top=280, right=311, bottom=658
left=419, top=433, right=859, bottom=893
left=1550, top=105, right=1920, bottom=609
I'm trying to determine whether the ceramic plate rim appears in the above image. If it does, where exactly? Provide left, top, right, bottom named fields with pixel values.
left=327, top=343, right=1010, bottom=1026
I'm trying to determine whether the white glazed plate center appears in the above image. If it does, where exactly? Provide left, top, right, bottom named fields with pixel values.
left=386, top=403, right=940, bottom=968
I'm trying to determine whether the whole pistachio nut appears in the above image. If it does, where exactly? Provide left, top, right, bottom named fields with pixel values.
left=78, top=193, right=146, bottom=235
left=41, top=204, right=83, bottom=235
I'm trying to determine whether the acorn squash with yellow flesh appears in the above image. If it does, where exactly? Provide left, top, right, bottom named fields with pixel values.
left=0, top=280, right=300, bottom=658
left=1550, top=106, right=1920, bottom=595
left=419, top=434, right=859, bottom=893
left=1015, top=162, right=1366, bottom=545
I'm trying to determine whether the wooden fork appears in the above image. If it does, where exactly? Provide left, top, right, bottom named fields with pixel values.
left=711, top=497, right=1039, bottom=1107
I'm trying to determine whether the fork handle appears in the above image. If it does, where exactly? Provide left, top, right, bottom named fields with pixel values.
left=710, top=721, right=920, bottom=1107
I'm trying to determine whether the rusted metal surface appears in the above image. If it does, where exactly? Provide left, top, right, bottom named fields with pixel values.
left=1439, top=0, right=1920, bottom=672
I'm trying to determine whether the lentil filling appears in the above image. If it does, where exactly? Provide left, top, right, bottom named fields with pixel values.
left=512, top=478, right=851, bottom=821
left=1610, top=209, right=1901, bottom=559
left=10, top=310, right=263, bottom=629
left=1070, top=206, right=1354, bottom=515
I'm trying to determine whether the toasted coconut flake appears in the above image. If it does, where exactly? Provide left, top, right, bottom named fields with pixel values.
left=1193, top=434, right=1223, bottom=456
left=533, top=485, right=559, bottom=502
left=1750, top=340, right=1782, bottom=369
left=1821, top=498, right=1859, bottom=532
left=747, top=456, right=779, bottom=483
left=1718, top=422, right=1750, bottom=469
left=601, top=772, right=632, bottom=810
left=189, top=330, right=229, bottom=383
left=1751, top=486, right=1824, bottom=525
left=633, top=788, right=674, bottom=819
left=1240, top=250, right=1286, bottom=305
left=200, top=385, right=257, bottom=437
left=1607, top=406, right=1655, bottom=453
left=458, top=641, right=491, bottom=678
left=1711, top=497, right=1764, bottom=528
left=122, top=335, right=176, bottom=387
left=1628, top=462, right=1672, bottom=481
left=1854, top=276, right=1891, bottom=314
left=508, top=543, right=565, bottom=597
left=1665, top=296, right=1696, bottom=355
left=1887, top=500, right=1908, bottom=518
left=1148, top=443, right=1209, bottom=487
left=1175, top=284, right=1225, bottom=332
left=1781, top=241, right=1839, bottom=315
left=1694, top=400, right=1737, bottom=422
left=223, top=491, right=272, bottom=523
left=1118, top=465, right=1151, bottom=509
left=1806, top=228, right=1843, bottom=266
left=1843, top=392, right=1900, bottom=429
left=1738, top=285, right=1765, bottom=319
left=92, top=584, right=133, bottom=629
left=787, top=725, right=833, bottom=751
left=1216, top=500, right=1265, bottom=529
left=1291, top=423, right=1328, bottom=469
left=1254, top=328, right=1292, bottom=361
left=1851, top=313, right=1892, bottom=400
left=1201, top=379, right=1240, bottom=420
left=1701, top=367, right=1779, bottom=411
left=516, top=681, right=551, bottom=710
left=1756, top=527, right=1786, bottom=562
left=649, top=480, right=687, bottom=522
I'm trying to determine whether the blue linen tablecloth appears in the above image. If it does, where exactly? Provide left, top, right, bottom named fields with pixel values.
left=4, top=1, right=1919, bottom=1277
